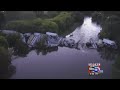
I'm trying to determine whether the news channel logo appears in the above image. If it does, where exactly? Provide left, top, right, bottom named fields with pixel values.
left=88, top=63, right=103, bottom=75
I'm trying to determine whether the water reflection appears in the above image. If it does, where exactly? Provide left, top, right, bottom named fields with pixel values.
left=96, top=40, right=120, bottom=79
left=13, top=44, right=58, bottom=56
left=35, top=46, right=58, bottom=55
left=13, top=43, right=29, bottom=57
left=97, top=47, right=118, bottom=61
left=0, top=54, right=16, bottom=79
left=112, top=55, right=120, bottom=79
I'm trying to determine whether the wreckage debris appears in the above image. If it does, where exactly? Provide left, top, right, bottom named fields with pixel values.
left=0, top=30, right=118, bottom=50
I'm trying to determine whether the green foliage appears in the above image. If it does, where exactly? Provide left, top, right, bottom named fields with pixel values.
left=52, top=12, right=72, bottom=25
left=112, top=55, right=120, bottom=79
left=4, top=20, right=35, bottom=33
left=41, top=19, right=58, bottom=33
left=5, top=34, right=21, bottom=47
left=50, top=12, right=73, bottom=34
left=100, top=15, right=120, bottom=41
left=0, top=46, right=9, bottom=58
left=0, top=11, right=5, bottom=29
left=33, top=18, right=42, bottom=25
left=50, top=12, right=84, bottom=34
left=5, top=11, right=36, bottom=21
left=5, top=11, right=20, bottom=21
left=33, top=11, right=61, bottom=18
left=52, top=12, right=72, bottom=23
left=71, top=11, right=84, bottom=23
left=33, top=11, right=43, bottom=18
left=14, top=39, right=29, bottom=57
left=97, top=12, right=120, bottom=50
left=0, top=46, right=16, bottom=79
left=4, top=17, right=59, bottom=33
left=92, top=11, right=105, bottom=25
left=0, top=36, right=8, bottom=49
left=45, top=11, right=61, bottom=18
left=0, top=47, right=9, bottom=64
left=0, top=31, right=6, bottom=37
left=4, top=11, right=84, bottom=35
left=0, top=33, right=29, bottom=57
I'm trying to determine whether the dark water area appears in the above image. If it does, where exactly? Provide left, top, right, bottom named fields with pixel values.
left=4, top=17, right=120, bottom=79
left=10, top=47, right=113, bottom=79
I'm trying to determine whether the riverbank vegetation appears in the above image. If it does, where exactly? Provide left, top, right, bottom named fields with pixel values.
left=92, top=11, right=120, bottom=73
left=2, top=11, right=84, bottom=36
left=0, top=33, right=29, bottom=57
left=0, top=35, right=10, bottom=65
left=0, top=35, right=16, bottom=79
left=0, top=46, right=15, bottom=79
left=92, top=11, right=120, bottom=50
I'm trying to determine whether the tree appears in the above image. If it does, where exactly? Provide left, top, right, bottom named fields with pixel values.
left=0, top=11, right=5, bottom=29
left=0, top=36, right=8, bottom=49
left=4, top=11, right=20, bottom=21
left=33, top=11, right=43, bottom=18
left=5, top=34, right=21, bottom=47
left=0, top=46, right=16, bottom=79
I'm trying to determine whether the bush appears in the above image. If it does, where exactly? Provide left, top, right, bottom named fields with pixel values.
left=0, top=36, right=8, bottom=49
left=51, top=12, right=84, bottom=34
left=0, top=46, right=16, bottom=79
left=41, top=20, right=58, bottom=33
left=14, top=39, right=29, bottom=57
left=4, top=18, right=59, bottom=34
left=0, top=12, right=5, bottom=29
left=71, top=11, right=84, bottom=24
left=99, top=14, right=120, bottom=49
left=101, top=15, right=120, bottom=38
left=0, top=46, right=10, bottom=68
left=0, top=46, right=9, bottom=59
left=113, top=55, right=120, bottom=69
left=105, top=15, right=120, bottom=24
left=51, top=12, right=73, bottom=33
left=4, top=20, right=36, bottom=33
left=4, top=11, right=84, bottom=35
left=5, top=11, right=36, bottom=21
left=5, top=34, right=21, bottom=47
left=45, top=11, right=61, bottom=18
left=92, top=11, right=104, bottom=25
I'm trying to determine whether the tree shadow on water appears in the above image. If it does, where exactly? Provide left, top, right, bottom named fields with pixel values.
left=97, top=47, right=118, bottom=61
left=35, top=46, right=58, bottom=55
left=97, top=46, right=120, bottom=79
left=0, top=53, right=16, bottom=79
left=13, top=43, right=30, bottom=57
left=112, top=55, right=120, bottom=79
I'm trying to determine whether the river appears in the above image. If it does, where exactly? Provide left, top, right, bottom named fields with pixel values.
left=9, top=17, right=116, bottom=79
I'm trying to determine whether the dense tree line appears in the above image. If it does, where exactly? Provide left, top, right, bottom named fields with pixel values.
left=2, top=11, right=84, bottom=35
left=0, top=11, right=5, bottom=29
left=92, top=11, right=120, bottom=49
